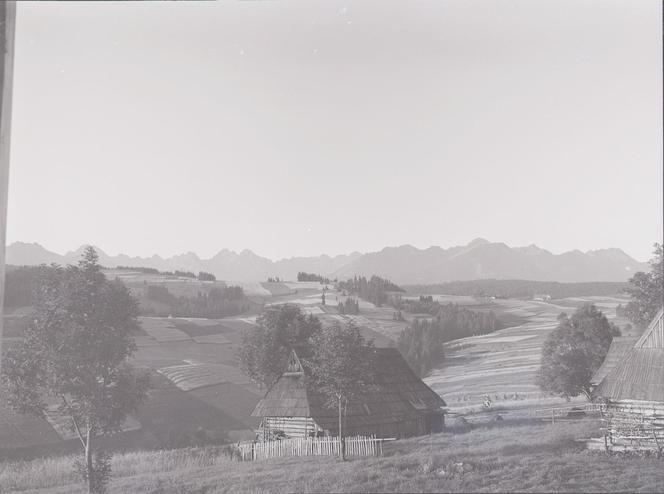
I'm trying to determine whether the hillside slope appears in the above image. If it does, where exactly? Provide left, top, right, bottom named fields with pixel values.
left=2, top=420, right=664, bottom=493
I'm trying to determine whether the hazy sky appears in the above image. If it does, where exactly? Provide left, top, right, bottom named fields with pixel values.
left=6, top=1, right=662, bottom=261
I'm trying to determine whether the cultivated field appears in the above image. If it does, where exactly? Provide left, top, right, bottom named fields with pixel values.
left=424, top=294, right=634, bottom=413
left=0, top=282, right=635, bottom=462
left=103, top=269, right=228, bottom=299
left=0, top=312, right=264, bottom=459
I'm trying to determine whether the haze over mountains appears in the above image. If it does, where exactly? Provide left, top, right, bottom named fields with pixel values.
left=6, top=239, right=647, bottom=284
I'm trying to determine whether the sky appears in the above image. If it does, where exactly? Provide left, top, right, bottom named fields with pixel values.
left=5, top=0, right=662, bottom=262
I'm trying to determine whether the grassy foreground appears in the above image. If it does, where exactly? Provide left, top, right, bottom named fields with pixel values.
left=2, top=419, right=664, bottom=493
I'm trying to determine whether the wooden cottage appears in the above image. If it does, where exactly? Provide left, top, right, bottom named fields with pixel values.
left=592, top=308, right=664, bottom=452
left=251, top=348, right=446, bottom=440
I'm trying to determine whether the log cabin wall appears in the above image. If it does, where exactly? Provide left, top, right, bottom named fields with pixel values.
left=261, top=416, right=323, bottom=439
left=257, top=412, right=442, bottom=440
left=603, top=399, right=664, bottom=452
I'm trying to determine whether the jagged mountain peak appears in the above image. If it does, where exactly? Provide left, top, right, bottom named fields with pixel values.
left=6, top=240, right=647, bottom=283
left=65, top=244, right=108, bottom=258
left=468, top=237, right=490, bottom=247
left=381, top=244, right=419, bottom=254
left=515, top=244, right=550, bottom=256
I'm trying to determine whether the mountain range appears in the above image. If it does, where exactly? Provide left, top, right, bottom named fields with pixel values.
left=5, top=239, right=647, bottom=284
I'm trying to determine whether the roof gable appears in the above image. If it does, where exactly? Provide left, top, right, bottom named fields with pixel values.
left=634, top=308, right=664, bottom=349
left=284, top=349, right=304, bottom=375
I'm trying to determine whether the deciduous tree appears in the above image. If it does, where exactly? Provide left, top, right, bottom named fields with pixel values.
left=239, top=304, right=321, bottom=388
left=536, top=303, right=619, bottom=400
left=306, top=322, right=373, bottom=460
left=2, top=247, right=150, bottom=494
left=624, top=243, right=663, bottom=328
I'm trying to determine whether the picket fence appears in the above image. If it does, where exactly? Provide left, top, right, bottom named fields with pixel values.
left=235, top=435, right=393, bottom=461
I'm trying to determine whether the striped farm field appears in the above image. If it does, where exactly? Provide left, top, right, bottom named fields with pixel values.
left=260, top=282, right=297, bottom=296
left=424, top=295, right=633, bottom=412
left=139, top=317, right=191, bottom=342
left=157, top=361, right=252, bottom=392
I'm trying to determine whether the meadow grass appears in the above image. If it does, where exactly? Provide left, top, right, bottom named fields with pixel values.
left=2, top=418, right=664, bottom=493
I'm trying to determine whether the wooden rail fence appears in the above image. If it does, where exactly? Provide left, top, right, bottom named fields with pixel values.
left=532, top=403, right=605, bottom=423
left=235, top=435, right=394, bottom=461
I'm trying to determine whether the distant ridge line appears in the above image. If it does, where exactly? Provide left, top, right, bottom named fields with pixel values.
left=5, top=240, right=647, bottom=284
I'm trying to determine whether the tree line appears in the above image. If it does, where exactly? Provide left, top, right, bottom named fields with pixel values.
left=397, top=303, right=499, bottom=377
left=392, top=295, right=438, bottom=314
left=297, top=272, right=333, bottom=283
left=336, top=275, right=403, bottom=307
left=115, top=266, right=217, bottom=281
left=143, top=284, right=248, bottom=318
left=337, top=297, right=360, bottom=315
left=4, top=265, right=219, bottom=309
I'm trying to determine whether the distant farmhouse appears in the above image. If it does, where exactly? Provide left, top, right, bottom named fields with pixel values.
left=252, top=349, right=446, bottom=440
left=591, top=308, right=664, bottom=453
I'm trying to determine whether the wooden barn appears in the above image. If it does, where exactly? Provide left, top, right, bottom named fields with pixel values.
left=251, top=348, right=446, bottom=440
left=592, top=308, right=664, bottom=453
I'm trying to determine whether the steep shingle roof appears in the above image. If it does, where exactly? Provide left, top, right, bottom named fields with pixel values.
left=251, top=348, right=446, bottom=430
left=595, top=309, right=664, bottom=402
left=594, top=348, right=664, bottom=402
left=591, top=337, right=638, bottom=386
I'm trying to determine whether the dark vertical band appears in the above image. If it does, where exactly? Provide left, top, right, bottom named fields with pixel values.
left=0, top=1, right=17, bottom=365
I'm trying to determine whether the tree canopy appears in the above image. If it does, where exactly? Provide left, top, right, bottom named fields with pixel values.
left=239, top=304, right=322, bottom=388
left=536, top=303, right=619, bottom=400
left=143, top=284, right=247, bottom=318
left=624, top=243, right=663, bottom=328
left=1, top=247, right=150, bottom=493
left=306, top=321, right=373, bottom=459
left=2, top=264, right=44, bottom=307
